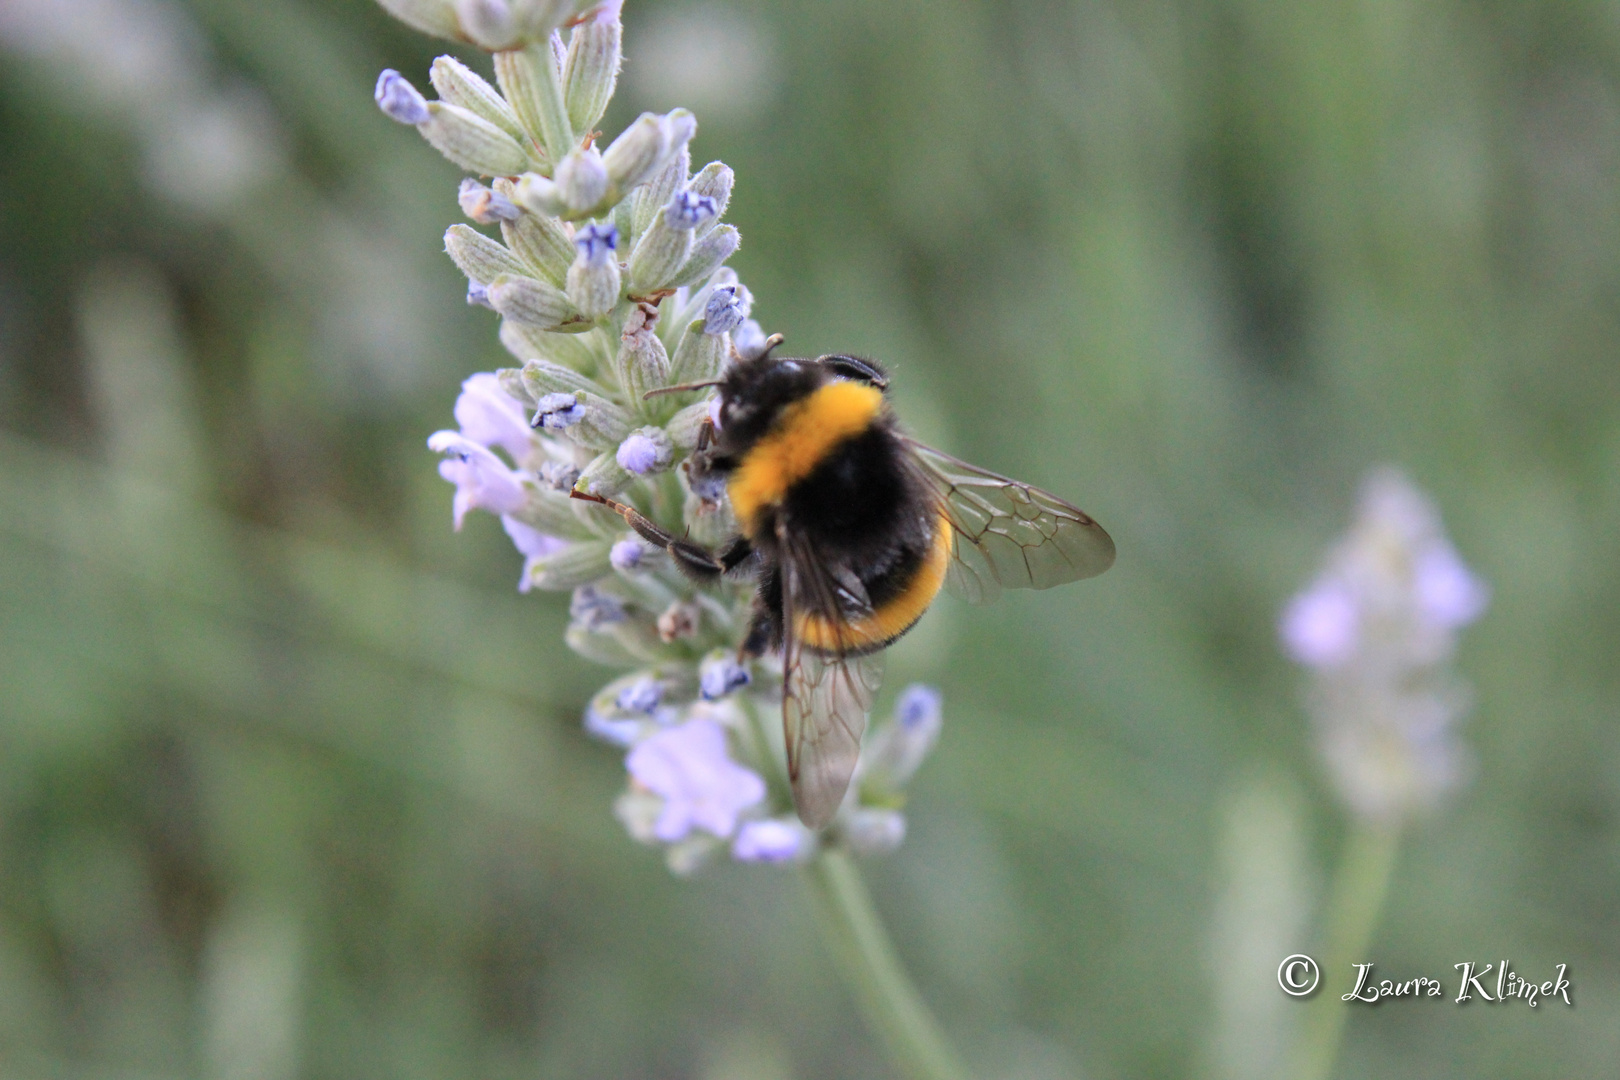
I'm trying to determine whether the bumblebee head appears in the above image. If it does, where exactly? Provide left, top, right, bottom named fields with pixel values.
left=714, top=353, right=889, bottom=445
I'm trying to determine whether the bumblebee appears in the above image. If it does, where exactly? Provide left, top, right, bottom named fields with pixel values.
left=575, top=351, right=1114, bottom=827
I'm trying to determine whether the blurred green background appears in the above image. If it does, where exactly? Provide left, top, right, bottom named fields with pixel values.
left=2, top=0, right=1618, bottom=1077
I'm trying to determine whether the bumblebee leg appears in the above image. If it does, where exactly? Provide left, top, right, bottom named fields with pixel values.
left=738, top=562, right=781, bottom=660
left=570, top=490, right=746, bottom=583
left=717, top=534, right=754, bottom=571
left=739, top=599, right=774, bottom=659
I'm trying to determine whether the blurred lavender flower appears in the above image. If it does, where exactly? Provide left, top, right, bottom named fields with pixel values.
left=625, top=717, right=766, bottom=842
left=733, top=818, right=815, bottom=863
left=857, top=684, right=943, bottom=802
left=1281, top=468, right=1489, bottom=820
left=453, top=371, right=533, bottom=461
left=427, top=432, right=528, bottom=528
left=501, top=515, right=567, bottom=593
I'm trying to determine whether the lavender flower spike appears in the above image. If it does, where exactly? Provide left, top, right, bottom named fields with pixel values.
left=626, top=718, right=766, bottom=842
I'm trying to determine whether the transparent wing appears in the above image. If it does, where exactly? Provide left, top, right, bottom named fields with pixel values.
left=779, top=536, right=885, bottom=829
left=902, top=436, right=1116, bottom=605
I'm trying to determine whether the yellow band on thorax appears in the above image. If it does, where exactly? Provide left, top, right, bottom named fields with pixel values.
left=727, top=380, right=884, bottom=534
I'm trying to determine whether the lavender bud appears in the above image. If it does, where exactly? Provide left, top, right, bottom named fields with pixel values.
left=626, top=208, right=694, bottom=294
left=614, top=303, right=672, bottom=404
left=732, top=819, right=815, bottom=864
left=455, top=0, right=517, bottom=49
left=656, top=601, right=699, bottom=642
left=842, top=809, right=907, bottom=855
left=555, top=147, right=609, bottom=212
left=518, top=356, right=610, bottom=401
left=669, top=224, right=740, bottom=290
left=566, top=222, right=620, bottom=318
left=444, top=223, right=528, bottom=286
left=732, top=318, right=768, bottom=360
left=539, top=460, right=581, bottom=492
left=570, top=583, right=626, bottom=630
left=896, top=684, right=943, bottom=730
left=419, top=102, right=531, bottom=177
left=664, top=397, right=717, bottom=449
left=610, top=538, right=648, bottom=571
left=585, top=706, right=643, bottom=747
left=520, top=360, right=631, bottom=448
left=531, top=391, right=586, bottom=429
left=563, top=0, right=623, bottom=136
left=631, top=113, right=695, bottom=236
left=686, top=161, right=734, bottom=238
left=616, top=427, right=674, bottom=475
left=665, top=191, right=718, bottom=231
left=487, top=273, right=577, bottom=330
left=601, top=112, right=673, bottom=194
left=668, top=323, right=728, bottom=388
left=699, top=653, right=751, bottom=700
left=375, top=69, right=431, bottom=125
left=458, top=178, right=522, bottom=224
left=375, top=0, right=461, bottom=40
left=493, top=42, right=574, bottom=166
left=575, top=450, right=633, bottom=497
left=616, top=677, right=664, bottom=714
left=573, top=221, right=617, bottom=264
left=430, top=56, right=524, bottom=140
left=497, top=194, right=574, bottom=286
left=466, top=281, right=495, bottom=309
left=703, top=284, right=748, bottom=335
left=513, top=173, right=569, bottom=218
left=526, top=540, right=613, bottom=591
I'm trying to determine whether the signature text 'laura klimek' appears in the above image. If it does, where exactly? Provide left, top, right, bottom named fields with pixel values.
left=1341, top=962, right=1573, bottom=1006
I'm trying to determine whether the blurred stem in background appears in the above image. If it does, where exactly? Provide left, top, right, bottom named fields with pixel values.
left=802, top=850, right=973, bottom=1080
left=1293, top=820, right=1402, bottom=1080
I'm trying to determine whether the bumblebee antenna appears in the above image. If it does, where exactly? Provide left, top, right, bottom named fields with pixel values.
left=760, top=333, right=786, bottom=358
left=643, top=380, right=723, bottom=400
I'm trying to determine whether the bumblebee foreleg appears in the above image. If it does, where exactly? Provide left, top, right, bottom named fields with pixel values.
left=569, top=490, right=752, bottom=582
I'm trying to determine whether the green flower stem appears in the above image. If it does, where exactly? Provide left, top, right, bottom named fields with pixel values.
left=1294, top=818, right=1403, bottom=1080
left=801, top=849, right=974, bottom=1080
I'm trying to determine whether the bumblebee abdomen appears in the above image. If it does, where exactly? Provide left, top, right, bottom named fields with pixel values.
left=795, top=509, right=953, bottom=654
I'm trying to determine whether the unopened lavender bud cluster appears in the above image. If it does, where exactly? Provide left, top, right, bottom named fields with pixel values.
left=381, top=0, right=944, bottom=873
left=1281, top=468, right=1489, bottom=821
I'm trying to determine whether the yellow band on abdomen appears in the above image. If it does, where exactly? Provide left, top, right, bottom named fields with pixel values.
left=795, top=509, right=952, bottom=654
